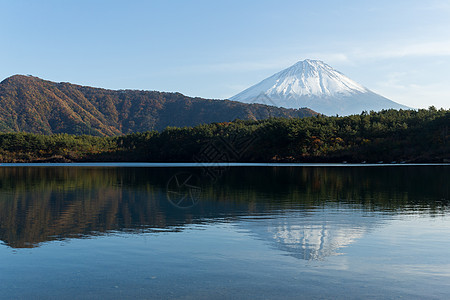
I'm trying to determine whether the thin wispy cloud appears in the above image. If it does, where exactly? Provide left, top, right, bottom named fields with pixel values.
left=173, top=40, right=450, bottom=77
left=352, top=41, right=450, bottom=60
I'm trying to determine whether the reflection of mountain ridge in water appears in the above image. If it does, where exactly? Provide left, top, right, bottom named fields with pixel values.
left=0, top=166, right=447, bottom=249
left=242, top=209, right=372, bottom=260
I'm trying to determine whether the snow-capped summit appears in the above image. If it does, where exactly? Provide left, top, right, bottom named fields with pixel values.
left=230, top=59, right=409, bottom=115
left=263, top=59, right=368, bottom=97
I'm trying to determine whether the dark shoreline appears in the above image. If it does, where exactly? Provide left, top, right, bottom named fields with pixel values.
left=1, top=162, right=449, bottom=167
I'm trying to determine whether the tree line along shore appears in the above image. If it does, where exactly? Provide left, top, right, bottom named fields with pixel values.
left=0, top=108, right=448, bottom=163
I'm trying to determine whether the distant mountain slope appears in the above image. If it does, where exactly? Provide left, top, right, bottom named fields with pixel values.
left=230, top=59, right=410, bottom=116
left=0, top=75, right=317, bottom=135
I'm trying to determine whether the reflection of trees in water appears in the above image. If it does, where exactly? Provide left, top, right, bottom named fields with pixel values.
left=0, top=166, right=447, bottom=249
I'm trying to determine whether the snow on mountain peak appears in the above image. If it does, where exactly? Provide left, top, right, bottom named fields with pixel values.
left=230, top=59, right=409, bottom=116
left=262, top=59, right=367, bottom=98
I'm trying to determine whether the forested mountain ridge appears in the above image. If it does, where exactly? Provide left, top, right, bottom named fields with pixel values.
left=0, top=75, right=317, bottom=135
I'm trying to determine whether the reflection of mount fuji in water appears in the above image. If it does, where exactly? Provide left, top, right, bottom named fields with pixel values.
left=0, top=166, right=448, bottom=251
left=242, top=209, right=371, bottom=260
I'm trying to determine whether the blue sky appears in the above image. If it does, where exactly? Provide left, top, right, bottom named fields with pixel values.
left=1, top=0, right=449, bottom=109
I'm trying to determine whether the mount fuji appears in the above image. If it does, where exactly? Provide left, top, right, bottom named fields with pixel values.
left=230, top=59, right=410, bottom=116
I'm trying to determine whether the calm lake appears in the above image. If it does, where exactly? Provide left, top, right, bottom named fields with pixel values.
left=0, top=164, right=449, bottom=299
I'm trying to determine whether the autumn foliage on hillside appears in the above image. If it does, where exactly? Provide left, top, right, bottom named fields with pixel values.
left=0, top=75, right=316, bottom=135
